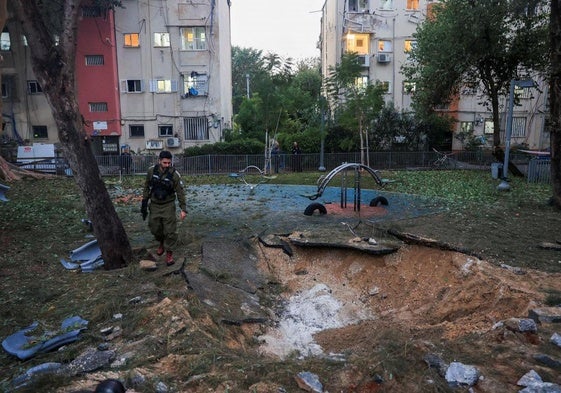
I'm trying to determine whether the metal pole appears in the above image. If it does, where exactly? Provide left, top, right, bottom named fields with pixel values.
left=246, top=74, right=250, bottom=99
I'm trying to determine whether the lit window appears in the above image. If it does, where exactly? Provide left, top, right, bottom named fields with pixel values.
left=184, top=117, right=209, bottom=140
left=121, top=79, right=144, bottom=93
left=89, top=102, right=108, bottom=112
left=27, top=80, right=43, bottom=94
left=460, top=121, right=474, bottom=133
left=159, top=125, right=174, bottom=137
left=514, top=86, right=533, bottom=99
left=85, top=55, right=104, bottom=65
left=355, top=76, right=369, bottom=89
left=184, top=72, right=208, bottom=96
left=129, top=125, right=145, bottom=137
left=404, top=40, right=416, bottom=52
left=181, top=27, right=206, bottom=50
left=346, top=33, right=370, bottom=55
left=154, top=33, right=170, bottom=47
left=378, top=81, right=391, bottom=93
left=124, top=33, right=140, bottom=47
left=349, top=0, right=370, bottom=12
left=484, top=120, right=494, bottom=134
left=378, top=40, right=392, bottom=52
left=32, top=126, right=48, bottom=139
left=1, top=28, right=10, bottom=50
left=149, top=79, right=178, bottom=93
left=406, top=0, right=419, bottom=10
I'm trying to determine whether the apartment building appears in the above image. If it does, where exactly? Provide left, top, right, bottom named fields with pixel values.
left=320, top=0, right=549, bottom=151
left=1, top=0, right=232, bottom=156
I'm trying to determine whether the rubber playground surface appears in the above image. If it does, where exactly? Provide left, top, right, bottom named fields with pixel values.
left=186, top=184, right=446, bottom=236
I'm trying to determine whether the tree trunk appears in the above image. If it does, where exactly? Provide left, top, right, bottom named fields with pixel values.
left=12, top=0, right=132, bottom=269
left=551, top=0, right=561, bottom=208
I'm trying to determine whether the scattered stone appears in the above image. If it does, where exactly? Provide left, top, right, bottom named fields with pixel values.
left=155, top=381, right=169, bottom=393
left=104, top=326, right=122, bottom=341
left=519, top=382, right=561, bottom=392
left=533, top=354, right=561, bottom=369
left=100, top=326, right=114, bottom=335
left=504, top=318, right=538, bottom=333
left=97, top=343, right=110, bottom=351
left=445, top=362, right=481, bottom=387
left=129, top=370, right=147, bottom=387
left=112, top=313, right=123, bottom=320
left=140, top=260, right=158, bottom=271
left=539, top=242, right=561, bottom=251
left=294, top=371, right=323, bottom=392
left=368, top=286, right=380, bottom=296
left=500, top=263, right=526, bottom=275
left=529, top=307, right=561, bottom=324
left=517, top=370, right=543, bottom=387
left=11, top=362, right=62, bottom=389
left=129, top=296, right=142, bottom=304
left=551, top=332, right=561, bottom=347
left=61, top=347, right=115, bottom=375
left=423, top=353, right=448, bottom=377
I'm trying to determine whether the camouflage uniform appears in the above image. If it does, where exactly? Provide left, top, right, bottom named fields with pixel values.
left=143, top=164, right=186, bottom=252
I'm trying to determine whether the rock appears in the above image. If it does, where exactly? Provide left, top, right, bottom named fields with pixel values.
left=140, top=260, right=158, bottom=271
left=533, top=354, right=561, bottom=369
left=61, top=347, right=115, bottom=375
left=445, top=362, right=481, bottom=387
left=517, top=370, right=543, bottom=386
left=504, top=318, right=538, bottom=333
left=551, top=332, right=561, bottom=347
left=519, top=382, right=561, bottom=392
left=423, top=353, right=448, bottom=377
left=529, top=307, right=561, bottom=324
left=155, top=381, right=169, bottom=393
left=294, top=371, right=323, bottom=392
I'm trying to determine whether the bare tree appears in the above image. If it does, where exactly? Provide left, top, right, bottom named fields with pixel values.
left=551, top=0, right=561, bottom=208
left=11, top=1, right=132, bottom=269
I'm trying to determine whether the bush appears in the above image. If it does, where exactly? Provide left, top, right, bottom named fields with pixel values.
left=183, top=139, right=265, bottom=156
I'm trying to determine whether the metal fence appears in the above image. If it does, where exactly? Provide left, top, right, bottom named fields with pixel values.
left=527, top=158, right=551, bottom=184
left=93, top=150, right=497, bottom=176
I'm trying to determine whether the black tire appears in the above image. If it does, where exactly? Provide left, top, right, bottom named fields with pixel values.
left=369, top=196, right=389, bottom=207
left=304, top=202, right=327, bottom=216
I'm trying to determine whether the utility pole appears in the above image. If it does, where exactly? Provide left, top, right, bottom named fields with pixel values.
left=246, top=73, right=250, bottom=99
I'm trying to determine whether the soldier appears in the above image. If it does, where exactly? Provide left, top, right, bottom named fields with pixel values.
left=141, top=150, right=187, bottom=265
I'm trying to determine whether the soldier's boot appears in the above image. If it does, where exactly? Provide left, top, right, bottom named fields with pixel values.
left=166, top=251, right=175, bottom=266
left=157, top=242, right=164, bottom=256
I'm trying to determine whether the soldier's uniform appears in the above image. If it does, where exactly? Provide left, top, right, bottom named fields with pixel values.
left=143, top=164, right=186, bottom=254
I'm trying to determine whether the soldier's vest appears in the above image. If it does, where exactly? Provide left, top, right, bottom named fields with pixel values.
left=150, top=165, right=176, bottom=201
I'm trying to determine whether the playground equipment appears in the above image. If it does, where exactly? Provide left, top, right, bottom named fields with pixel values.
left=229, top=165, right=277, bottom=191
left=0, top=183, right=10, bottom=202
left=302, top=163, right=389, bottom=216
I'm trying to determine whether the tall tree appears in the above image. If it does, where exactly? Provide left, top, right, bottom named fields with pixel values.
left=550, top=0, right=561, bottom=208
left=403, top=0, right=549, bottom=153
left=12, top=1, right=132, bottom=269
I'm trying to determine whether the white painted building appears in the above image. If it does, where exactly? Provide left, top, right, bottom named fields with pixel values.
left=320, top=0, right=549, bottom=151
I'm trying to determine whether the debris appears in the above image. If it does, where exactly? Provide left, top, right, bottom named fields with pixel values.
left=294, top=371, right=323, bottom=392
left=445, top=362, right=481, bottom=387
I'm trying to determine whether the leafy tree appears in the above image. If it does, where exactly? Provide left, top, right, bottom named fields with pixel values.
left=550, top=0, right=561, bottom=208
left=403, top=0, right=549, bottom=153
left=11, top=0, right=132, bottom=270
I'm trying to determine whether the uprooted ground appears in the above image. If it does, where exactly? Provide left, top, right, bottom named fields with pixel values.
left=1, top=173, right=561, bottom=392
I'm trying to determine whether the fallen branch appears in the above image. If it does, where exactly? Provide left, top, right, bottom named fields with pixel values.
left=0, top=156, right=55, bottom=181
left=538, top=242, right=561, bottom=251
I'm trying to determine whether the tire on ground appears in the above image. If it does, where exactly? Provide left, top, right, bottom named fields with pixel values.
left=369, top=196, right=389, bottom=207
left=304, top=202, right=327, bottom=216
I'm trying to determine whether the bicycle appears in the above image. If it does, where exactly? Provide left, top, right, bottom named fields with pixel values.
left=430, top=148, right=457, bottom=169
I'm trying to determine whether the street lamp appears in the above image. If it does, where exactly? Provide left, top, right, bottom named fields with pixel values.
left=497, top=79, right=536, bottom=191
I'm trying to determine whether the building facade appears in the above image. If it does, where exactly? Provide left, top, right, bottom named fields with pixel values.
left=320, top=0, right=549, bottom=151
left=1, top=0, right=232, bottom=156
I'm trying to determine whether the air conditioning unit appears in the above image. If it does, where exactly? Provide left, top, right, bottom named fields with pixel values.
left=166, top=137, right=181, bottom=147
left=377, top=53, right=391, bottom=63
left=358, top=55, right=370, bottom=67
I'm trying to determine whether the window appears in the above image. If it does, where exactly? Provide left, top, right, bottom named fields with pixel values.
left=484, top=119, right=494, bottom=134
left=349, top=0, right=370, bottom=12
left=355, top=76, right=369, bottom=89
left=27, top=80, right=43, bottom=94
left=460, top=121, right=474, bottom=133
left=2, top=75, right=15, bottom=98
left=121, top=79, right=144, bottom=93
left=82, top=6, right=104, bottom=18
left=184, top=117, right=209, bottom=140
left=159, top=125, right=173, bottom=137
left=378, top=40, right=392, bottom=52
left=149, top=79, right=178, bottom=93
left=406, top=0, right=419, bottom=10
left=403, top=81, right=416, bottom=94
left=129, top=125, right=145, bottom=137
left=378, top=81, right=391, bottom=94
left=85, top=55, right=104, bottom=66
left=345, top=33, right=370, bottom=55
left=184, top=73, right=208, bottom=96
left=32, top=126, right=48, bottom=139
left=89, top=102, right=108, bottom=112
left=181, top=27, right=206, bottom=50
left=404, top=40, right=416, bottom=53
left=124, top=33, right=140, bottom=47
left=512, top=117, right=526, bottom=137
left=1, top=28, right=10, bottom=50
left=154, top=33, right=170, bottom=47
